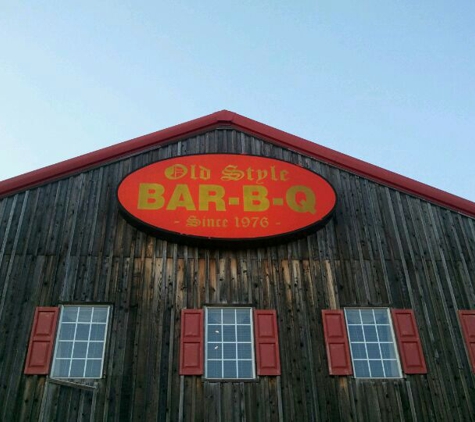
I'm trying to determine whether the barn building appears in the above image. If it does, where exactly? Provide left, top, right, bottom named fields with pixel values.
left=0, top=110, right=475, bottom=421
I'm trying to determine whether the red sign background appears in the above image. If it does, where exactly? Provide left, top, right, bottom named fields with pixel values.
left=117, top=154, right=336, bottom=244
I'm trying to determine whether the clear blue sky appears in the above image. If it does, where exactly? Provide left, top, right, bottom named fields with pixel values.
left=1, top=1, right=474, bottom=202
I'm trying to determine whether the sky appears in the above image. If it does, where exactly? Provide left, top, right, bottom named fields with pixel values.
left=1, top=1, right=474, bottom=202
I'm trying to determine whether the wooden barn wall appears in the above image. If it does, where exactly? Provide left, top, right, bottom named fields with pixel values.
left=1, top=129, right=475, bottom=421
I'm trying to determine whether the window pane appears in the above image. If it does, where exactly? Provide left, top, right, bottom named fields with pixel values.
left=361, top=310, right=375, bottom=324
left=208, top=309, right=221, bottom=324
left=380, top=343, right=397, bottom=359
left=369, top=360, right=384, bottom=377
left=238, top=361, right=253, bottom=378
left=353, top=360, right=370, bottom=377
left=223, top=325, right=236, bottom=342
left=85, top=360, right=102, bottom=378
left=345, top=309, right=361, bottom=324
left=207, top=361, right=222, bottom=378
left=363, top=325, right=377, bottom=342
left=349, top=326, right=364, bottom=342
left=92, top=308, right=108, bottom=323
left=59, top=324, right=75, bottom=340
left=383, top=360, right=400, bottom=377
left=236, top=309, right=250, bottom=324
left=367, top=344, right=381, bottom=359
left=52, top=359, right=71, bottom=377
left=351, top=343, right=367, bottom=359
left=78, top=307, right=92, bottom=322
left=88, top=342, right=104, bottom=359
left=56, top=342, right=73, bottom=358
left=222, top=309, right=235, bottom=324
left=76, top=324, right=90, bottom=340
left=238, top=343, right=252, bottom=359
left=207, top=343, right=221, bottom=359
left=208, top=325, right=221, bottom=341
left=70, top=359, right=86, bottom=377
left=223, top=343, right=236, bottom=359
left=62, top=307, right=78, bottom=322
left=90, top=324, right=106, bottom=341
left=377, top=325, right=392, bottom=342
left=374, top=309, right=389, bottom=324
left=223, top=361, right=237, bottom=378
left=72, top=342, right=88, bottom=359
left=236, top=325, right=251, bottom=342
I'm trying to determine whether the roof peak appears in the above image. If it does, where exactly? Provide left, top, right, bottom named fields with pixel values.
left=1, top=110, right=474, bottom=218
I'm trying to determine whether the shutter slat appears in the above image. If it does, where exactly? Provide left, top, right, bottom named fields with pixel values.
left=459, top=310, right=475, bottom=373
left=24, top=307, right=59, bottom=375
left=179, top=309, right=204, bottom=375
left=254, top=310, right=281, bottom=376
left=321, top=310, right=353, bottom=375
left=391, top=309, right=427, bottom=374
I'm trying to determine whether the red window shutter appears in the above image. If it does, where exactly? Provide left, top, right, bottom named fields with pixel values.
left=391, top=309, right=427, bottom=374
left=254, top=310, right=281, bottom=376
left=459, top=310, right=475, bottom=373
left=179, top=309, right=204, bottom=375
left=321, top=310, right=353, bottom=375
left=24, top=307, right=59, bottom=375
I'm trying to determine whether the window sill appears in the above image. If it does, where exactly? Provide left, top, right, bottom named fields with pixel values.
left=203, top=377, right=260, bottom=383
left=353, top=377, right=406, bottom=382
left=47, top=377, right=99, bottom=391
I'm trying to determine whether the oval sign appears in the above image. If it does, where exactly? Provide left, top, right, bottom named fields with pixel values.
left=117, top=154, right=336, bottom=246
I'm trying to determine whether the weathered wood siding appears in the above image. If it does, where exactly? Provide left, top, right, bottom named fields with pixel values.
left=1, top=129, right=475, bottom=421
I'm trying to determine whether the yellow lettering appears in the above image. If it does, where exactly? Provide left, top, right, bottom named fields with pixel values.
left=166, top=184, right=196, bottom=210
left=221, top=165, right=245, bottom=181
left=280, top=170, right=289, bottom=181
left=199, top=185, right=226, bottom=211
left=137, top=183, right=165, bottom=209
left=164, top=164, right=188, bottom=180
left=286, top=186, right=316, bottom=214
left=186, top=215, right=201, bottom=227
left=186, top=216, right=229, bottom=227
left=246, top=168, right=255, bottom=181
left=190, top=165, right=211, bottom=180
left=243, top=185, right=270, bottom=212
left=256, top=169, right=268, bottom=184
left=199, top=166, right=211, bottom=180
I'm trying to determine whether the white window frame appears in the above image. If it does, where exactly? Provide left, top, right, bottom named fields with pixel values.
left=204, top=307, right=256, bottom=380
left=51, top=305, right=111, bottom=379
left=344, top=308, right=403, bottom=379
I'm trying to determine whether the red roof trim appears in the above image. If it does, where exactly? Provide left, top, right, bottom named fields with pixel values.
left=1, top=110, right=474, bottom=218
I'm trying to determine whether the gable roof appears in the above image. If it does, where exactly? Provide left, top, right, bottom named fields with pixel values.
left=1, top=110, right=474, bottom=218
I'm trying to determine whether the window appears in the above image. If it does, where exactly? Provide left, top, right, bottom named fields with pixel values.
left=51, top=305, right=111, bottom=379
left=345, top=308, right=402, bottom=378
left=205, top=307, right=255, bottom=379
left=180, top=308, right=280, bottom=378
